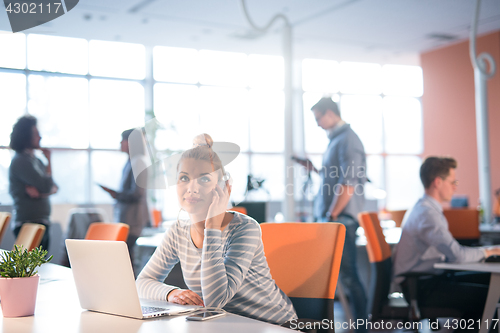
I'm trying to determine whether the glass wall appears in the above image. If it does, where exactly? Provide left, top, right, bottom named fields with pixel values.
left=0, top=31, right=424, bottom=212
left=302, top=60, right=424, bottom=210
left=0, top=32, right=145, bottom=205
left=153, top=46, right=285, bottom=205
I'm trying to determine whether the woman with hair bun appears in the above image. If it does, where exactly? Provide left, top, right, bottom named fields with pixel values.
left=137, top=134, right=297, bottom=325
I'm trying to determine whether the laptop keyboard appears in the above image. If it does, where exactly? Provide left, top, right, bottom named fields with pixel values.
left=141, top=306, right=168, bottom=315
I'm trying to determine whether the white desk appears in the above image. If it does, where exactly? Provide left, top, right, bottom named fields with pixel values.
left=434, top=262, right=500, bottom=333
left=0, top=263, right=291, bottom=333
left=480, top=224, right=500, bottom=233
left=355, top=226, right=402, bottom=246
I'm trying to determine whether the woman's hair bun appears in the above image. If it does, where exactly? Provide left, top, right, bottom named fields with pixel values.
left=193, top=133, right=213, bottom=149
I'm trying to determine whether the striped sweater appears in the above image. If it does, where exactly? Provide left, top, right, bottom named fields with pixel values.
left=136, top=212, right=297, bottom=324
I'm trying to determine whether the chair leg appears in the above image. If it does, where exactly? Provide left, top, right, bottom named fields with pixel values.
left=406, top=276, right=421, bottom=322
left=480, top=273, right=500, bottom=333
left=337, top=282, right=354, bottom=332
left=496, top=305, right=500, bottom=333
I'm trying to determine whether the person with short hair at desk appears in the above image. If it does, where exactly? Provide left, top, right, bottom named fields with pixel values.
left=136, top=134, right=297, bottom=325
left=393, top=156, right=500, bottom=322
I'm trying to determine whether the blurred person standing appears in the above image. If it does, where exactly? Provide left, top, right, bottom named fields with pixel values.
left=100, top=129, right=150, bottom=269
left=294, top=97, right=368, bottom=331
left=9, top=115, right=58, bottom=251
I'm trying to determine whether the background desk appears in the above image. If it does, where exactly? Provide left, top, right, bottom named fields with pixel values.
left=0, top=263, right=292, bottom=333
left=434, top=262, right=500, bottom=333
left=479, top=224, right=500, bottom=245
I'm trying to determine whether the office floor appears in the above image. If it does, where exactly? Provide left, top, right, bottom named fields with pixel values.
left=333, top=302, right=455, bottom=333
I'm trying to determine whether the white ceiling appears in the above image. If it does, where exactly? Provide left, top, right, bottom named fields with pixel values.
left=1, top=0, right=499, bottom=65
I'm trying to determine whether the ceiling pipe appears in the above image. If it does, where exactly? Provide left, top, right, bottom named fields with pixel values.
left=240, top=0, right=295, bottom=222
left=470, top=0, right=496, bottom=224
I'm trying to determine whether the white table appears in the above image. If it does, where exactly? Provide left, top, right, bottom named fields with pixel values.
left=434, top=262, right=500, bottom=333
left=0, top=263, right=292, bottom=333
left=355, top=226, right=402, bottom=247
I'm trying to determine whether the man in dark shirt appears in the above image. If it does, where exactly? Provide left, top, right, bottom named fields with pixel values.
left=295, top=97, right=368, bottom=332
left=100, top=129, right=150, bottom=272
left=9, top=116, right=57, bottom=250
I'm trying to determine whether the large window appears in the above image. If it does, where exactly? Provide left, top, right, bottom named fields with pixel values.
left=301, top=59, right=424, bottom=210
left=0, top=32, right=145, bottom=205
left=0, top=31, right=425, bottom=214
left=0, top=33, right=26, bottom=69
left=27, top=34, right=88, bottom=75
left=0, top=72, right=26, bottom=146
left=153, top=46, right=285, bottom=206
left=28, top=75, right=89, bottom=148
left=0, top=37, right=286, bottom=210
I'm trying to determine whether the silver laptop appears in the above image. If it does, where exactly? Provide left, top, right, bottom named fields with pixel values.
left=65, top=239, right=198, bottom=319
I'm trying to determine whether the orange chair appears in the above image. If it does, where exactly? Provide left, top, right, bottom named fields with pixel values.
left=85, top=222, right=129, bottom=241
left=494, top=193, right=500, bottom=217
left=386, top=210, right=406, bottom=228
left=358, top=212, right=461, bottom=322
left=151, top=209, right=163, bottom=228
left=13, top=223, right=46, bottom=251
left=358, top=212, right=408, bottom=321
left=443, top=208, right=480, bottom=244
left=0, top=212, right=11, bottom=246
left=228, top=206, right=247, bottom=215
left=260, top=222, right=345, bottom=332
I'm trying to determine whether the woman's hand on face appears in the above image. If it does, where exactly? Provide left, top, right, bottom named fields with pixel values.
left=40, top=148, right=51, bottom=161
left=205, top=183, right=231, bottom=229
left=167, top=289, right=204, bottom=306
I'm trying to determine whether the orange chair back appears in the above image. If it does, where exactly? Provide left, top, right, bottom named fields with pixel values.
left=151, top=209, right=162, bottom=228
left=229, top=206, right=247, bottom=215
left=358, top=212, right=392, bottom=263
left=494, top=198, right=500, bottom=217
left=85, top=223, right=129, bottom=241
left=260, top=222, right=345, bottom=299
left=0, top=212, right=11, bottom=245
left=443, top=209, right=480, bottom=240
left=387, top=210, right=406, bottom=228
left=13, top=223, right=46, bottom=251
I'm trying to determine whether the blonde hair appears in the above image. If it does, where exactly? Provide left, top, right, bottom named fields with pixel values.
left=176, top=134, right=226, bottom=225
left=178, top=133, right=225, bottom=180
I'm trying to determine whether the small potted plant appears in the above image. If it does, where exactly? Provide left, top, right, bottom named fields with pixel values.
left=0, top=245, right=52, bottom=317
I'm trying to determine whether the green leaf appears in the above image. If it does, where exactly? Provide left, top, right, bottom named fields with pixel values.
left=0, top=245, right=52, bottom=278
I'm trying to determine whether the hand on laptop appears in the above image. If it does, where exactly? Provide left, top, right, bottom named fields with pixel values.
left=168, top=289, right=204, bottom=306
left=484, top=246, right=500, bottom=257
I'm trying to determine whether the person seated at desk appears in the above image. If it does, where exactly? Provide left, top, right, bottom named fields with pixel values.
left=136, top=134, right=297, bottom=325
left=393, top=156, right=500, bottom=321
